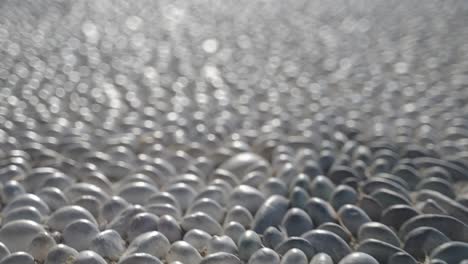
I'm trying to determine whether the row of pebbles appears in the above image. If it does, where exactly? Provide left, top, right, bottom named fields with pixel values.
left=1, top=0, right=468, bottom=264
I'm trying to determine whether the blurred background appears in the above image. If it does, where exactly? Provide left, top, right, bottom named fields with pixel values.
left=1, top=0, right=468, bottom=158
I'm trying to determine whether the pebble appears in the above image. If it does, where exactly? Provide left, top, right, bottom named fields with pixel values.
left=262, top=226, right=286, bottom=249
left=63, top=219, right=99, bottom=251
left=47, top=206, right=97, bottom=232
left=89, top=230, right=126, bottom=260
left=281, top=208, right=314, bottom=237
left=338, top=205, right=371, bottom=236
left=200, top=252, right=241, bottom=264
left=0, top=220, right=46, bottom=252
left=118, top=253, right=162, bottom=264
left=430, top=241, right=468, bottom=264
left=45, top=244, right=79, bottom=264
left=302, top=229, right=352, bottom=262
left=275, top=237, right=315, bottom=259
left=238, top=230, right=264, bottom=261
left=252, top=195, right=289, bottom=234
left=357, top=239, right=405, bottom=264
left=280, top=248, right=308, bottom=264
left=310, top=253, right=334, bottom=264
left=247, top=248, right=279, bottom=264
left=224, top=222, right=246, bottom=245
left=125, top=231, right=170, bottom=259
left=166, top=241, right=202, bottom=264
left=338, top=252, right=379, bottom=264
left=0, top=252, right=35, bottom=264
left=127, top=212, right=160, bottom=241
left=27, top=232, right=56, bottom=262
left=304, top=198, right=338, bottom=225
left=358, top=222, right=401, bottom=247
left=387, top=252, right=417, bottom=264
left=73, top=250, right=107, bottom=264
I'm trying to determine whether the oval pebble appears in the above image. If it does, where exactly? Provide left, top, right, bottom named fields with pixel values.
left=45, top=244, right=79, bottom=264
left=238, top=230, right=264, bottom=261
left=47, top=206, right=97, bottom=232
left=430, top=241, right=468, bottom=264
left=166, top=241, right=202, bottom=264
left=262, top=226, right=286, bottom=249
left=224, top=205, right=254, bottom=228
left=73, top=250, right=107, bottom=264
left=310, top=253, right=334, bottom=264
left=0, top=220, right=46, bottom=252
left=280, top=248, right=308, bottom=264
left=282, top=208, right=314, bottom=237
left=357, top=239, right=405, bottom=264
left=387, top=252, right=417, bottom=264
left=403, top=227, right=450, bottom=261
left=27, top=232, right=56, bottom=262
left=399, top=214, right=468, bottom=242
left=125, top=231, right=170, bottom=259
left=358, top=222, right=401, bottom=247
left=248, top=248, right=280, bottom=264
left=118, top=253, right=162, bottom=264
left=275, top=237, right=315, bottom=259
left=0, top=252, right=34, bottom=264
left=338, top=205, right=371, bottom=236
left=338, top=252, right=379, bottom=264
left=302, top=229, right=352, bottom=262
left=127, top=212, right=160, bottom=241
left=207, top=236, right=238, bottom=255
left=200, top=252, right=241, bottom=264
left=90, top=230, right=125, bottom=260
left=252, top=195, right=289, bottom=234
left=3, top=206, right=42, bottom=224
left=181, top=212, right=223, bottom=236
left=305, top=197, right=338, bottom=225
left=229, top=185, right=266, bottom=215
left=224, top=222, right=246, bottom=245
left=318, top=222, right=352, bottom=244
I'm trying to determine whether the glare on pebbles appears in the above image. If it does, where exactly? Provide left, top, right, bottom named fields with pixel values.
left=0, top=0, right=468, bottom=264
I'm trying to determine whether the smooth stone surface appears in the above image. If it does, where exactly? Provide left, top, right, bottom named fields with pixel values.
left=404, top=227, right=450, bottom=261
left=430, top=241, right=468, bottom=264
left=318, top=222, right=352, bottom=244
left=3, top=206, right=42, bottom=224
left=181, top=212, right=223, bottom=236
left=290, top=187, right=309, bottom=209
left=357, top=239, right=404, bottom=264
left=118, top=181, right=158, bottom=205
left=73, top=250, right=107, bottom=264
left=219, top=152, right=269, bottom=179
left=107, top=205, right=146, bottom=237
left=27, top=232, right=56, bottom=262
left=207, top=236, right=238, bottom=255
left=248, top=248, right=280, bottom=264
left=166, top=183, right=198, bottom=212
left=358, top=222, right=401, bottom=247
left=252, top=195, right=289, bottom=234
left=0, top=252, right=34, bottom=264
left=381, top=205, right=419, bottom=231
left=338, top=204, right=371, bottom=236
left=200, top=252, right=241, bottom=264
left=127, top=212, right=160, bottom=241
left=282, top=208, right=314, bottom=237
left=47, top=206, right=97, bottom=232
left=188, top=198, right=225, bottom=223
left=399, top=214, right=468, bottom=242
left=304, top=197, right=338, bottom=225
left=118, top=253, right=162, bottom=264
left=146, top=203, right=181, bottom=220
left=125, top=231, right=170, bottom=259
left=0, top=220, right=46, bottom=252
left=358, top=195, right=383, bottom=221
left=416, top=189, right=468, bottom=223
left=37, top=187, right=69, bottom=212
left=371, top=189, right=411, bottom=209
left=229, top=185, right=266, bottom=215
left=260, top=178, right=289, bottom=197
left=3, top=194, right=50, bottom=215
left=90, top=230, right=125, bottom=260
left=183, top=229, right=212, bottom=253
left=310, top=253, right=333, bottom=264
left=224, top=222, right=246, bottom=245
left=45, top=244, right=79, bottom=264
left=262, top=226, right=286, bottom=249
left=302, top=229, right=352, bottom=262
left=224, top=205, right=254, bottom=228
left=275, top=237, right=315, bottom=259
left=166, top=241, right=202, bottom=264
left=100, top=196, right=130, bottom=224
left=338, top=252, right=379, bottom=264
left=330, top=185, right=358, bottom=210
left=238, top=231, right=264, bottom=261
left=417, top=199, right=448, bottom=215
left=63, top=219, right=99, bottom=251
left=0, top=242, right=10, bottom=261
left=387, top=252, right=417, bottom=264
left=309, top=176, right=335, bottom=201
left=156, top=215, right=182, bottom=243
left=280, top=248, right=308, bottom=264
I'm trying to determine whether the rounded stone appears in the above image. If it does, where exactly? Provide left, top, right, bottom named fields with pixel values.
left=262, top=226, right=286, bottom=249
left=0, top=252, right=34, bottom=264
left=27, top=232, right=56, bottom=262
left=89, top=230, right=125, bottom=260
left=224, top=222, right=246, bottom=245
left=252, top=195, right=289, bottom=234
left=281, top=208, right=314, bottom=237
left=166, top=241, right=202, bottom=264
left=302, top=229, right=352, bottom=262
left=304, top=197, right=338, bottom=225
left=238, top=230, right=263, bottom=261
left=224, top=205, right=254, bottom=228
left=73, top=250, right=107, bottom=264
left=280, top=249, right=308, bottom=264
left=118, top=253, right=162, bottom=264
left=357, top=239, right=405, bottom=264
left=45, top=244, right=79, bottom=264
left=403, top=227, right=450, bottom=261
left=47, top=206, right=97, bottom=232
left=207, top=236, right=238, bottom=255
left=387, top=252, right=417, bottom=264
left=228, top=185, right=266, bottom=215
left=310, top=253, right=333, bottom=264
left=338, top=204, right=371, bottom=236
left=358, top=222, right=401, bottom=247
left=337, top=252, right=379, bottom=264
left=275, top=237, right=315, bottom=259
left=125, top=231, right=170, bottom=259
left=0, top=220, right=46, bottom=252
left=248, top=248, right=280, bottom=264
left=127, top=212, right=160, bottom=241
left=63, top=220, right=99, bottom=251
left=430, top=241, right=468, bottom=264
left=181, top=212, right=223, bottom=236
left=330, top=185, right=358, bottom=210
left=200, top=253, right=241, bottom=264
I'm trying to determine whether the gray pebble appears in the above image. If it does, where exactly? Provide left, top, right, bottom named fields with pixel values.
left=0, top=252, right=34, bottom=264
left=275, top=237, right=315, bottom=259
left=90, top=229, right=125, bottom=260
left=248, top=248, right=280, bottom=264
left=280, top=249, right=308, bottom=264
left=200, top=252, right=241, bottom=264
left=309, top=253, right=333, bottom=264
left=338, top=252, right=379, bottom=264
left=45, top=244, right=79, bottom=264
left=302, top=229, right=352, bottom=262
left=73, top=250, right=107, bottom=264
left=305, top=198, right=338, bottom=225
left=338, top=204, right=371, bottom=236
left=238, top=230, right=264, bottom=261
left=282, top=208, right=314, bottom=237
left=0, top=220, right=45, bottom=252
left=125, top=231, right=170, bottom=259
left=166, top=241, right=202, bottom=264
left=252, top=195, right=290, bottom=234
left=118, top=253, right=163, bottom=264
left=358, top=222, right=401, bottom=247
left=27, top=232, right=56, bottom=262
left=47, top=205, right=97, bottom=232
left=63, top=219, right=99, bottom=251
